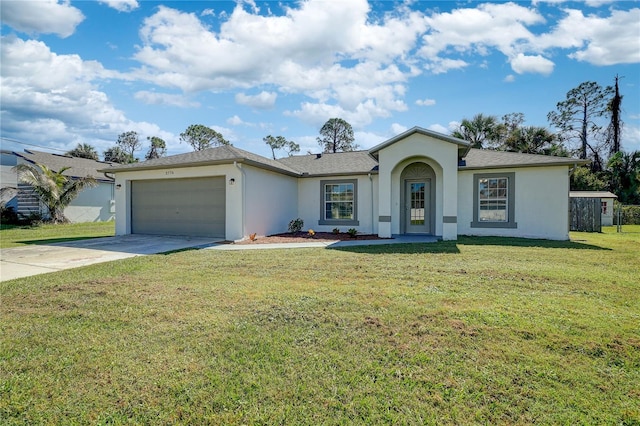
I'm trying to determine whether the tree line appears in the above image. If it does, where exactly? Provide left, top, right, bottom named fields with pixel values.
left=65, top=117, right=358, bottom=164
left=450, top=76, right=637, bottom=204
left=65, top=76, right=638, bottom=204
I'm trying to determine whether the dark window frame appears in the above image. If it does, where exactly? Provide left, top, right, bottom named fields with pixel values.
left=318, top=179, right=359, bottom=226
left=471, top=172, right=517, bottom=229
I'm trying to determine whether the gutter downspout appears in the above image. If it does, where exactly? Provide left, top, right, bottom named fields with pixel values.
left=369, top=173, right=374, bottom=235
left=234, top=161, right=246, bottom=239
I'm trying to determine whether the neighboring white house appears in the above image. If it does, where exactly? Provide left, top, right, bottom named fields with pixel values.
left=1, top=149, right=116, bottom=222
left=103, top=127, right=587, bottom=241
left=569, top=191, right=618, bottom=226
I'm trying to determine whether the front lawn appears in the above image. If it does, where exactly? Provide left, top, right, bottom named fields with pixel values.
left=0, top=221, right=115, bottom=249
left=1, top=231, right=638, bottom=424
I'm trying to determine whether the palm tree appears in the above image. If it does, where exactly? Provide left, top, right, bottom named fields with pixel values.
left=13, top=163, right=97, bottom=223
left=66, top=143, right=99, bottom=160
left=452, top=113, right=502, bottom=149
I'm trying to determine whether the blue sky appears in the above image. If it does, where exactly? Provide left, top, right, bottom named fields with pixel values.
left=1, top=0, right=639, bottom=160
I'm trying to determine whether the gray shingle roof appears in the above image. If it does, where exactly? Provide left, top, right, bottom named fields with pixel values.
left=100, top=143, right=586, bottom=177
left=461, top=148, right=587, bottom=170
left=277, top=151, right=379, bottom=176
left=10, top=150, right=115, bottom=181
left=102, top=145, right=301, bottom=175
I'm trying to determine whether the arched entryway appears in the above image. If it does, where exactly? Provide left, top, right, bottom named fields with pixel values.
left=400, top=162, right=436, bottom=234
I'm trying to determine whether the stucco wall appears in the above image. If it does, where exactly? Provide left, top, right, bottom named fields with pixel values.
left=113, top=164, right=241, bottom=238
left=376, top=133, right=459, bottom=240
left=242, top=165, right=298, bottom=238
left=297, top=174, right=378, bottom=235
left=457, top=166, right=570, bottom=240
left=65, top=181, right=114, bottom=223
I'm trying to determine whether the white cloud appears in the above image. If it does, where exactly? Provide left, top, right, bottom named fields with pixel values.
left=0, top=36, right=166, bottom=154
left=623, top=124, right=640, bottom=152
left=533, top=8, right=640, bottom=65
left=132, top=1, right=423, bottom=124
left=510, top=53, right=555, bottom=75
left=427, top=123, right=450, bottom=134
left=424, top=57, right=469, bottom=75
left=0, top=0, right=84, bottom=38
left=568, top=9, right=640, bottom=65
left=98, top=0, right=139, bottom=13
left=420, top=3, right=544, bottom=59
left=354, top=131, right=386, bottom=150
left=504, top=74, right=516, bottom=82
left=390, top=123, right=409, bottom=135
left=134, top=91, right=199, bottom=108
left=235, top=91, right=277, bottom=109
left=416, top=98, right=436, bottom=107
left=227, top=115, right=253, bottom=126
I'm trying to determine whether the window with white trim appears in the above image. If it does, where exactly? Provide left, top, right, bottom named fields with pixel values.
left=471, top=172, right=517, bottom=229
left=318, top=179, right=359, bottom=226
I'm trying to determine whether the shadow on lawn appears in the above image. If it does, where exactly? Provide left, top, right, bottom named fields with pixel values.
left=16, top=236, right=109, bottom=245
left=333, top=236, right=610, bottom=255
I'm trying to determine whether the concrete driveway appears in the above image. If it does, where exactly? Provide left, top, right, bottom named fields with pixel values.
left=0, top=234, right=222, bottom=282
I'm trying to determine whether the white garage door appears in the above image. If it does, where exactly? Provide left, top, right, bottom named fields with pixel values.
left=131, top=177, right=225, bottom=238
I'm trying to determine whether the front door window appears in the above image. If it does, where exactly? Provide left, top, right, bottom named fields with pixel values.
left=405, top=180, right=430, bottom=233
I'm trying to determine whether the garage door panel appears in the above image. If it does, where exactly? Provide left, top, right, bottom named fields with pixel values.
left=131, top=177, right=225, bottom=238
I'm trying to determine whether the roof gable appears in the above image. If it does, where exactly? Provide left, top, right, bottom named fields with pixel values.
left=368, top=126, right=470, bottom=160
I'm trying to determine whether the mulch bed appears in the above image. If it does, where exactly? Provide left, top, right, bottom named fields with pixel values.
left=235, top=232, right=385, bottom=244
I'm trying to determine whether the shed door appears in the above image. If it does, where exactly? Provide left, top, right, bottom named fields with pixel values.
left=131, top=177, right=225, bottom=238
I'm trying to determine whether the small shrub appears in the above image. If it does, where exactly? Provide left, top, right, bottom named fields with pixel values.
left=614, top=205, right=640, bottom=225
left=0, top=205, right=20, bottom=225
left=288, top=218, right=304, bottom=233
left=332, top=228, right=340, bottom=234
left=347, top=228, right=358, bottom=238
left=249, top=233, right=257, bottom=241
left=307, top=229, right=316, bottom=238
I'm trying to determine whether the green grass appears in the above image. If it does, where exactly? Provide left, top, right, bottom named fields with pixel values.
left=1, top=231, right=639, bottom=424
left=0, top=221, right=115, bottom=248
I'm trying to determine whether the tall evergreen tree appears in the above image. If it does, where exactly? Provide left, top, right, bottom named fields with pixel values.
left=145, top=136, right=167, bottom=160
left=180, top=124, right=229, bottom=151
left=317, top=118, right=358, bottom=153
left=547, top=81, right=613, bottom=171
left=116, top=131, right=141, bottom=161
left=264, top=135, right=300, bottom=159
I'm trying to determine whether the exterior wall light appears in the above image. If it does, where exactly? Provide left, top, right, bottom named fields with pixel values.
left=229, top=178, right=235, bottom=186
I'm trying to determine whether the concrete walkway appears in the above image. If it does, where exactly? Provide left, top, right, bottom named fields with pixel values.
left=1, top=234, right=438, bottom=281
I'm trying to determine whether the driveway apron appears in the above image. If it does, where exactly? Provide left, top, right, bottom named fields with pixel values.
left=0, top=235, right=221, bottom=281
